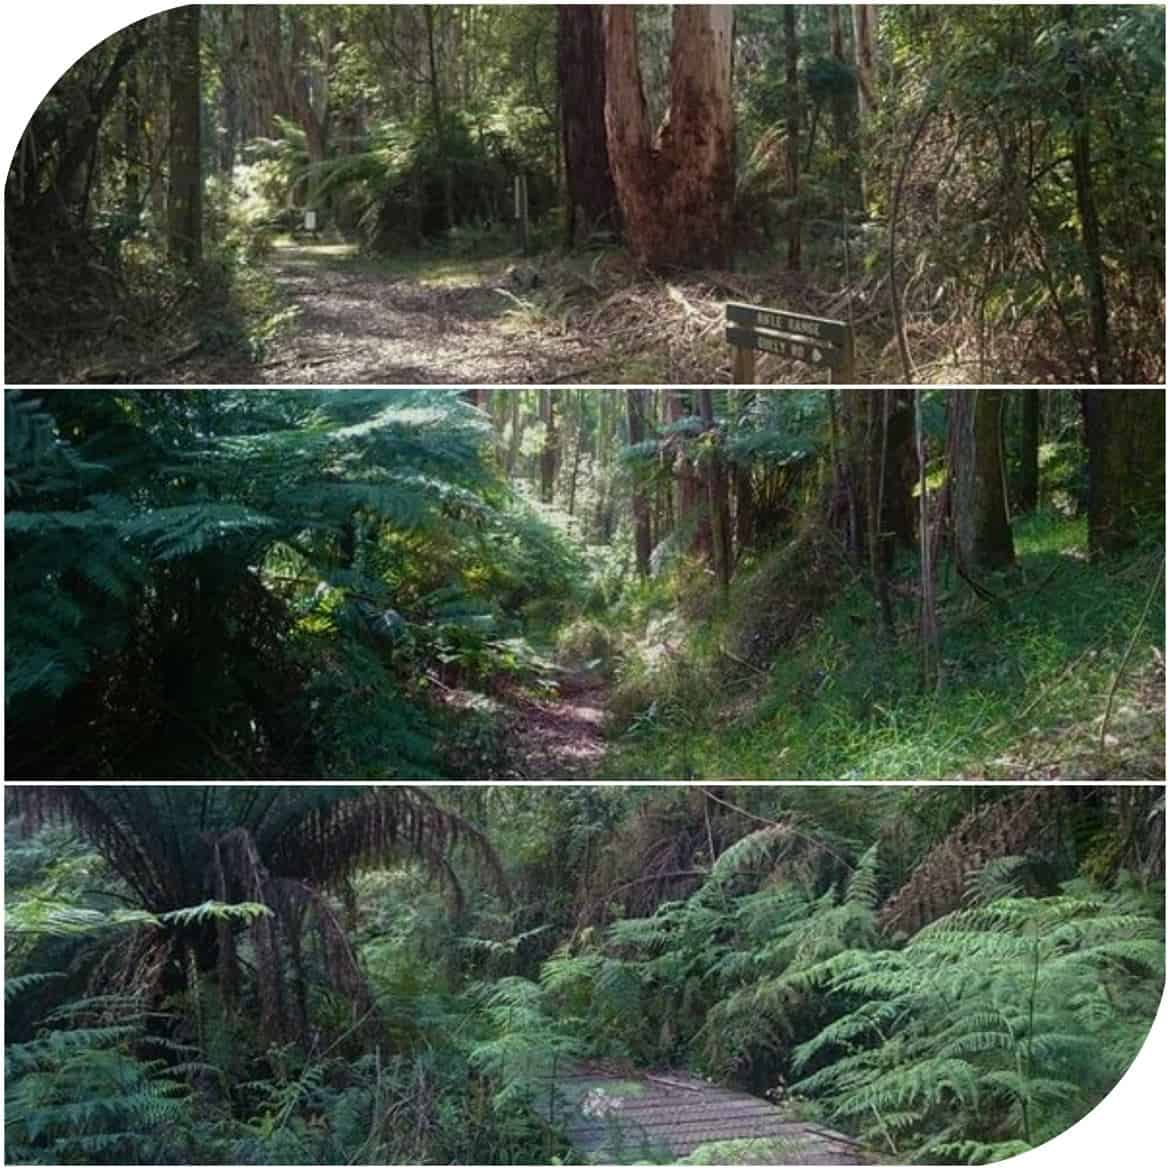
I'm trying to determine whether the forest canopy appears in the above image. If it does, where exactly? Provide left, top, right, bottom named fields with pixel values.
left=3, top=784, right=1165, bottom=1165
left=5, top=5, right=1164, bottom=383
left=4, top=388, right=1164, bottom=781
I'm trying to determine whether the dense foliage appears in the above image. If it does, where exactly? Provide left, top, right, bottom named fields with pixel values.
left=5, top=390, right=582, bottom=778
left=4, top=785, right=1163, bottom=1165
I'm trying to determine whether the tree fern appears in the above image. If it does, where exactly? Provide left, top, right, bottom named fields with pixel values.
left=6, top=389, right=579, bottom=778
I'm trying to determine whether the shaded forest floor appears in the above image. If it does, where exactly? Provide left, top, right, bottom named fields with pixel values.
left=9, top=236, right=1157, bottom=387
left=207, top=241, right=588, bottom=384
left=500, top=672, right=610, bottom=779
left=443, top=668, right=610, bottom=780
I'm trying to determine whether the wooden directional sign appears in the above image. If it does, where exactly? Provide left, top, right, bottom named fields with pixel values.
left=725, top=302, right=855, bottom=384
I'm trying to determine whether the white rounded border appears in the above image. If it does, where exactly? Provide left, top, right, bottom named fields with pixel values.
left=1, top=5, right=1167, bottom=1166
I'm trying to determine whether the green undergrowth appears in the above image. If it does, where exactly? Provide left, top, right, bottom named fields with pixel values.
left=600, top=514, right=1165, bottom=780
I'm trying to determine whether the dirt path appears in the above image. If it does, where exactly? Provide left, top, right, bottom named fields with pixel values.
left=188, top=239, right=879, bottom=387
left=500, top=674, right=610, bottom=780
left=234, top=242, right=594, bottom=384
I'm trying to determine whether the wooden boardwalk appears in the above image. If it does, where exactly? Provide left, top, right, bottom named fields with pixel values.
left=534, top=1061, right=868, bottom=1165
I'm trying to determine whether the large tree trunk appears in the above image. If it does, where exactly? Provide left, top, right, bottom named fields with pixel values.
left=1082, top=390, right=1165, bottom=557
left=244, top=6, right=283, bottom=135
left=281, top=11, right=336, bottom=213
left=783, top=7, right=801, bottom=271
left=559, top=5, right=620, bottom=248
left=949, top=390, right=1015, bottom=572
left=604, top=5, right=735, bottom=270
left=167, top=5, right=203, bottom=266
left=627, top=390, right=653, bottom=577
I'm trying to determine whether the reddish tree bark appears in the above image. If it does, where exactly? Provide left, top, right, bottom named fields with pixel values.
left=604, top=5, right=735, bottom=269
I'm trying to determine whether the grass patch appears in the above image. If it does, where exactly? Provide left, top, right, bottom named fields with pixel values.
left=599, top=514, right=1164, bottom=780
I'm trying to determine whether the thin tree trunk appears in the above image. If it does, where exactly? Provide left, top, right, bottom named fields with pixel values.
left=784, top=7, right=801, bottom=271
left=1018, top=389, right=1041, bottom=514
left=889, top=99, right=934, bottom=383
left=916, top=390, right=941, bottom=691
left=1065, top=11, right=1113, bottom=382
left=506, top=392, right=523, bottom=475
left=33, top=27, right=145, bottom=230
left=425, top=5, right=454, bottom=231
left=628, top=390, right=653, bottom=577
left=698, top=391, right=731, bottom=592
left=124, top=62, right=142, bottom=222
left=829, top=5, right=861, bottom=210
left=167, top=5, right=203, bottom=265
left=567, top=390, right=586, bottom=516
left=540, top=390, right=559, bottom=504
left=852, top=4, right=879, bottom=207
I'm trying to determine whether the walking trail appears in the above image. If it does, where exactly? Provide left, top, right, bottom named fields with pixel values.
left=500, top=671, right=610, bottom=780
left=245, top=241, right=592, bottom=384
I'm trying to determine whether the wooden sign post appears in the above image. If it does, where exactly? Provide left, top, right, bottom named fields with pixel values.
left=725, top=303, right=855, bottom=384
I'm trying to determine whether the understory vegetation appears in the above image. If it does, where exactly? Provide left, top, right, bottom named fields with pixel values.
left=602, top=509, right=1165, bottom=781
left=5, top=389, right=1163, bottom=781
left=4, top=785, right=1164, bottom=1165
left=5, top=390, right=581, bottom=779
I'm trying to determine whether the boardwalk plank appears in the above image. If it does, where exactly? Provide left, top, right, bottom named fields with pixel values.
left=535, top=1061, right=867, bottom=1165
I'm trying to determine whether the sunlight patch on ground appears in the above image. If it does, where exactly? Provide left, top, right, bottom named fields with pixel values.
left=272, top=238, right=358, bottom=260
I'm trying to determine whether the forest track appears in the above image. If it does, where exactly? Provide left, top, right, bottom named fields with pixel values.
left=500, top=672, right=610, bottom=780
left=197, top=241, right=867, bottom=386
left=239, top=242, right=592, bottom=384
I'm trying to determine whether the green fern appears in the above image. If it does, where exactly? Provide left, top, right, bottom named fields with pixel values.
left=790, top=881, right=1164, bottom=1159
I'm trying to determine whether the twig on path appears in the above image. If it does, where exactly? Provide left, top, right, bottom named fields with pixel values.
left=81, top=337, right=205, bottom=383
left=262, top=352, right=344, bottom=369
